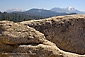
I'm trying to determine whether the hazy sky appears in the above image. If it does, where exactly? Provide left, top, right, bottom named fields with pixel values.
left=0, top=0, right=85, bottom=11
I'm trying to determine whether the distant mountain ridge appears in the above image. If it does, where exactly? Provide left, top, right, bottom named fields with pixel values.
left=5, top=7, right=85, bottom=14
left=5, top=8, right=76, bottom=17
left=0, top=7, right=77, bottom=22
left=51, top=7, right=85, bottom=14
left=25, top=9, right=74, bottom=17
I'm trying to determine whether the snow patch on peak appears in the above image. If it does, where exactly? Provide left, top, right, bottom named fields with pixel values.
left=67, top=6, right=75, bottom=11
left=68, top=6, right=73, bottom=9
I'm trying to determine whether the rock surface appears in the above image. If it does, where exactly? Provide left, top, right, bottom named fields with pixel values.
left=20, top=15, right=85, bottom=55
left=0, top=15, right=85, bottom=57
left=0, top=21, right=62, bottom=57
left=0, top=21, right=45, bottom=44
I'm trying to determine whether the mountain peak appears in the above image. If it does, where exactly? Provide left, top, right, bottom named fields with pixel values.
left=68, top=6, right=73, bottom=9
left=51, top=7, right=84, bottom=14
left=67, top=6, right=75, bottom=11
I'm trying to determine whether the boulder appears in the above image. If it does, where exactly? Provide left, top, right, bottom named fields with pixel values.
left=0, top=21, right=45, bottom=44
left=20, top=15, right=85, bottom=54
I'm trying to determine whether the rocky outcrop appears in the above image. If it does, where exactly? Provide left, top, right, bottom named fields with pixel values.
left=20, top=15, right=85, bottom=55
left=0, top=21, right=62, bottom=57
left=0, top=21, right=46, bottom=44
left=0, top=15, right=85, bottom=57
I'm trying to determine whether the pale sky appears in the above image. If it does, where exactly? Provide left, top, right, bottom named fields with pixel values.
left=0, top=0, right=85, bottom=11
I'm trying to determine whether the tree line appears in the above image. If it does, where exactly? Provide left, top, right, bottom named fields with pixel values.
left=0, top=12, right=46, bottom=22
